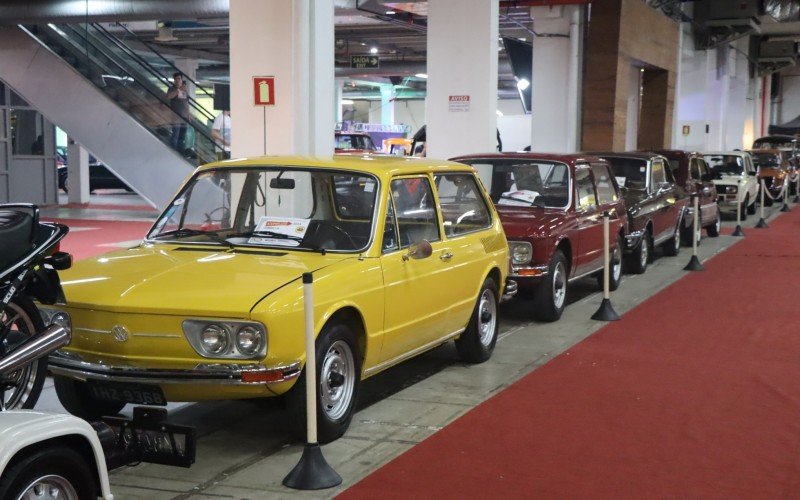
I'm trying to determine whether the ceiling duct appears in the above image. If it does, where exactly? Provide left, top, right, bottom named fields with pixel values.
left=0, top=0, right=229, bottom=25
left=764, top=0, right=800, bottom=22
left=691, top=0, right=762, bottom=49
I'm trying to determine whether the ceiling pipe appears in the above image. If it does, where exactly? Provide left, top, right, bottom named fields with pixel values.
left=336, top=59, right=514, bottom=77
left=764, top=0, right=800, bottom=22
left=0, top=0, right=229, bottom=25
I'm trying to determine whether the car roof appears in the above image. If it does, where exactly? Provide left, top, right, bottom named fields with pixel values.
left=450, top=152, right=606, bottom=166
left=702, top=151, right=750, bottom=156
left=746, top=148, right=782, bottom=154
left=589, top=151, right=660, bottom=161
left=197, top=155, right=472, bottom=178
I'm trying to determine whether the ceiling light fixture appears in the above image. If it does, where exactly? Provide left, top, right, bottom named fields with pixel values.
left=385, top=10, right=396, bottom=14
left=341, top=99, right=355, bottom=105
left=370, top=47, right=378, bottom=54
left=516, top=78, right=530, bottom=91
left=415, top=73, right=428, bottom=79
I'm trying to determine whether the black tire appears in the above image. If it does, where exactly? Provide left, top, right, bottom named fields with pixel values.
left=597, top=235, right=624, bottom=291
left=53, top=376, right=126, bottom=419
left=533, top=251, right=568, bottom=322
left=0, top=297, right=47, bottom=410
left=286, top=323, right=361, bottom=444
left=746, top=193, right=756, bottom=215
left=456, top=277, right=500, bottom=361
left=706, top=208, right=721, bottom=237
left=662, top=226, right=681, bottom=257
left=0, top=445, right=96, bottom=500
left=739, top=195, right=749, bottom=221
left=626, top=231, right=649, bottom=274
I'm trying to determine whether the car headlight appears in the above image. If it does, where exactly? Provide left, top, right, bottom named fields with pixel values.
left=183, top=319, right=267, bottom=359
left=201, top=325, right=229, bottom=354
left=236, top=326, right=263, bottom=355
left=725, top=185, right=738, bottom=194
left=508, top=241, right=533, bottom=265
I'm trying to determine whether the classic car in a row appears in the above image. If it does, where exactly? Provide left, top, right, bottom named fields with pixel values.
left=452, top=153, right=627, bottom=321
left=703, top=151, right=759, bottom=219
left=594, top=153, right=688, bottom=274
left=748, top=148, right=791, bottom=203
left=46, top=156, right=512, bottom=443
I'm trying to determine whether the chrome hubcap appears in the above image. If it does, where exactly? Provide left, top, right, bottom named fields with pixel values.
left=612, top=245, right=622, bottom=281
left=0, top=303, right=38, bottom=410
left=552, top=262, right=566, bottom=310
left=319, top=340, right=355, bottom=421
left=477, top=289, right=497, bottom=347
left=640, top=239, right=648, bottom=267
left=715, top=214, right=721, bottom=232
left=18, top=475, right=79, bottom=500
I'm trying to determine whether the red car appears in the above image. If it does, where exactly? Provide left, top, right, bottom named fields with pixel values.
left=334, top=132, right=378, bottom=154
left=452, top=153, right=627, bottom=322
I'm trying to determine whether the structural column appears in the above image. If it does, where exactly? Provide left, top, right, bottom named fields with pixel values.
left=66, top=140, right=89, bottom=204
left=530, top=6, right=583, bottom=153
left=426, top=0, right=498, bottom=159
left=380, top=84, right=395, bottom=126
left=230, top=0, right=334, bottom=157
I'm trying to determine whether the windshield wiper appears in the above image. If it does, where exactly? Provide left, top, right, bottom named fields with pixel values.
left=252, top=230, right=303, bottom=241
left=153, top=228, right=234, bottom=248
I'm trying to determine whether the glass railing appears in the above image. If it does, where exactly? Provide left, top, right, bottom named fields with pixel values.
left=23, top=23, right=223, bottom=166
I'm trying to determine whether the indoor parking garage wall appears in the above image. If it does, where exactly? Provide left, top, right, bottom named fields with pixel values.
left=772, top=65, right=800, bottom=130
left=582, top=0, right=679, bottom=151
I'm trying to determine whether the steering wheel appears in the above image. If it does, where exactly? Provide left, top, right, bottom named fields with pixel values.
left=312, top=220, right=357, bottom=250
left=204, top=206, right=231, bottom=225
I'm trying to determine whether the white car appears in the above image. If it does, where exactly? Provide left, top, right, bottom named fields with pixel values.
left=703, top=151, right=759, bottom=220
left=0, top=411, right=113, bottom=499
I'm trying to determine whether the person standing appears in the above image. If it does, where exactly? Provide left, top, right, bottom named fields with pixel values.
left=211, top=110, right=231, bottom=160
left=166, top=72, right=189, bottom=153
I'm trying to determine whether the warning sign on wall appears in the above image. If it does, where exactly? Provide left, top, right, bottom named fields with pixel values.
left=253, top=76, right=275, bottom=106
left=448, top=95, right=470, bottom=112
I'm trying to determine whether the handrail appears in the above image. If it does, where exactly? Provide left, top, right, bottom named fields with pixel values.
left=87, top=23, right=214, bottom=122
left=108, top=22, right=217, bottom=104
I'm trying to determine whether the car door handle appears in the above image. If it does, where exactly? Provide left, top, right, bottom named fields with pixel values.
left=440, top=251, right=454, bottom=262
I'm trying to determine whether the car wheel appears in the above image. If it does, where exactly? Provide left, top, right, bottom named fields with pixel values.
left=0, top=445, right=96, bottom=500
left=0, top=297, right=47, bottom=410
left=286, top=323, right=361, bottom=444
left=53, top=376, right=126, bottom=419
left=739, top=195, right=749, bottom=221
left=456, top=277, right=499, bottom=361
left=598, top=235, right=623, bottom=291
left=662, top=226, right=681, bottom=256
left=707, top=209, right=721, bottom=237
left=747, top=193, right=757, bottom=215
left=626, top=231, right=649, bottom=274
left=533, top=252, right=567, bottom=322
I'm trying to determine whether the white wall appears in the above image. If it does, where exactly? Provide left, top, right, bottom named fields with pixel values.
left=776, top=65, right=800, bottom=127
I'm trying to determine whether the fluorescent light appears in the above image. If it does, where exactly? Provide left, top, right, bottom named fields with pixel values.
left=341, top=99, right=355, bottom=105
left=369, top=47, right=378, bottom=54
left=518, top=37, right=526, bottom=41
left=385, top=10, right=396, bottom=14
left=516, top=78, right=530, bottom=91
left=496, top=110, right=504, bottom=117
left=415, top=73, right=428, bottom=79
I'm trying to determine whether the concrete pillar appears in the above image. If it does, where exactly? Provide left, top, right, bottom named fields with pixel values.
left=380, top=84, right=395, bottom=126
left=66, top=140, right=89, bottom=204
left=335, top=78, right=345, bottom=123
left=530, top=6, right=583, bottom=153
left=230, top=0, right=334, bottom=157
left=624, top=66, right=641, bottom=151
left=427, top=0, right=498, bottom=159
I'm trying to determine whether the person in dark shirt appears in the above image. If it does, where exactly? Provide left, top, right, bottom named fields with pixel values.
left=166, top=72, right=189, bottom=154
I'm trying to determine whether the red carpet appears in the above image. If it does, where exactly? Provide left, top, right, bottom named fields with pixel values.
left=46, top=218, right=153, bottom=261
left=341, top=210, right=800, bottom=499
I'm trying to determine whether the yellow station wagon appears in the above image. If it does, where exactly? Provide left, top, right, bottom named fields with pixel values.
left=46, top=155, right=513, bottom=442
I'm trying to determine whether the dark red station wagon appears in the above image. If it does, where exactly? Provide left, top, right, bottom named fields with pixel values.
left=452, top=153, right=627, bottom=322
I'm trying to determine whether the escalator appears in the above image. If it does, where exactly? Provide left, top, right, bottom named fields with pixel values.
left=0, top=23, right=225, bottom=209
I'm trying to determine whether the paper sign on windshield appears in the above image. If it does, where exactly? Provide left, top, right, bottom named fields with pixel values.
left=498, top=190, right=539, bottom=206
left=615, top=176, right=626, bottom=187
left=248, top=216, right=311, bottom=247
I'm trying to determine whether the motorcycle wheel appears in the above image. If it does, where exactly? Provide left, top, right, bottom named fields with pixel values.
left=0, top=296, right=47, bottom=410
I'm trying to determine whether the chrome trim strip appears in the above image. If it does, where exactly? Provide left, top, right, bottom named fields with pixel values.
left=75, top=327, right=110, bottom=334
left=131, top=333, right=181, bottom=338
left=48, top=353, right=301, bottom=385
left=502, top=279, right=518, bottom=302
left=363, top=327, right=466, bottom=377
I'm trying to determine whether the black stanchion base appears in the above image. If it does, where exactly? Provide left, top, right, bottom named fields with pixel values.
left=754, top=217, right=769, bottom=228
left=591, top=298, right=620, bottom=322
left=283, top=443, right=342, bottom=490
left=781, top=203, right=791, bottom=212
left=793, top=195, right=800, bottom=203
left=683, top=255, right=705, bottom=271
left=731, top=224, right=745, bottom=237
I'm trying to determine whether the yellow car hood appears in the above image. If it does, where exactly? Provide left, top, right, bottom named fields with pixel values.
left=61, top=244, right=351, bottom=317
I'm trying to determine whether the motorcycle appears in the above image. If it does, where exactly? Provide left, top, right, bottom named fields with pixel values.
left=0, top=203, right=72, bottom=410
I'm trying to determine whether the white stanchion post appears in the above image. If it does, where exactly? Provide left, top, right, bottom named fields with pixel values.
left=684, top=194, right=704, bottom=271
left=755, top=179, right=768, bottom=228
left=732, top=189, right=745, bottom=237
left=283, top=273, right=342, bottom=490
left=591, top=211, right=619, bottom=321
left=793, top=172, right=800, bottom=203
left=781, top=177, right=791, bottom=212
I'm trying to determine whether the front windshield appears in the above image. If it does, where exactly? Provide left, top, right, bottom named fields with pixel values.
left=465, top=160, right=569, bottom=208
left=751, top=153, right=780, bottom=169
left=335, top=134, right=376, bottom=151
left=148, top=167, right=379, bottom=252
left=602, top=157, right=647, bottom=189
left=703, top=155, right=744, bottom=175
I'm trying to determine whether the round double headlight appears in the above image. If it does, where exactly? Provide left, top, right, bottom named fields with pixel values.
left=726, top=185, right=738, bottom=194
left=50, top=311, right=72, bottom=334
left=236, top=326, right=263, bottom=355
left=509, top=242, right=533, bottom=265
left=201, top=324, right=229, bottom=354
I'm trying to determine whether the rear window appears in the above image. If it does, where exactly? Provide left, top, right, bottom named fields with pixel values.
left=465, top=159, right=570, bottom=209
left=603, top=157, right=647, bottom=189
left=433, top=173, right=493, bottom=237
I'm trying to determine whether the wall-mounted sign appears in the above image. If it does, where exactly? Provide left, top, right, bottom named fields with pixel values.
left=448, top=95, right=470, bottom=112
left=350, top=55, right=380, bottom=69
left=253, top=76, right=275, bottom=106
left=682, top=125, right=690, bottom=136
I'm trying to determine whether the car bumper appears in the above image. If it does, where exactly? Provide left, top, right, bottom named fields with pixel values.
left=624, top=229, right=645, bottom=252
left=48, top=351, right=302, bottom=386
left=509, top=264, right=549, bottom=281
left=502, top=278, right=518, bottom=302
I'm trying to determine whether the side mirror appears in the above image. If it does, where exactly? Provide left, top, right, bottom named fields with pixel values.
left=700, top=172, right=714, bottom=182
left=403, top=240, right=433, bottom=261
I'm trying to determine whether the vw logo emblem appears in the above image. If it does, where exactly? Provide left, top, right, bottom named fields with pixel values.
left=111, top=325, right=129, bottom=343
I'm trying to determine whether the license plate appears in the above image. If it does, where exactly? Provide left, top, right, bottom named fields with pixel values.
left=88, top=381, right=167, bottom=406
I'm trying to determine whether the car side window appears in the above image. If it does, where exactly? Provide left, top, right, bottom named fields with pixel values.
left=690, top=159, right=701, bottom=180
left=575, top=167, right=597, bottom=211
left=433, top=173, right=492, bottom=237
left=591, top=164, right=617, bottom=205
left=650, top=160, right=666, bottom=187
left=390, top=177, right=441, bottom=249
left=696, top=159, right=709, bottom=179
left=382, top=198, right=400, bottom=254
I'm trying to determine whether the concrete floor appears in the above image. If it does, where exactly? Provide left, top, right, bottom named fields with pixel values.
left=35, top=193, right=785, bottom=499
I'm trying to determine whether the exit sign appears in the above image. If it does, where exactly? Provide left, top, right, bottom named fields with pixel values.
left=350, top=55, right=380, bottom=69
left=253, top=76, right=275, bottom=106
